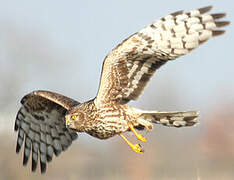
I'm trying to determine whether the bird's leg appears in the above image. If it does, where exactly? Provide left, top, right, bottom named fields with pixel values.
left=120, top=134, right=144, bottom=153
left=129, top=124, right=147, bottom=142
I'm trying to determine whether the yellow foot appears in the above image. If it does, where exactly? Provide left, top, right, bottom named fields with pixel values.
left=129, top=124, right=147, bottom=142
left=120, top=134, right=144, bottom=153
left=136, top=133, right=147, bottom=142
left=130, top=143, right=144, bottom=153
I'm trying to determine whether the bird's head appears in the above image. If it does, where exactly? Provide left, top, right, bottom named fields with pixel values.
left=65, top=106, right=86, bottom=132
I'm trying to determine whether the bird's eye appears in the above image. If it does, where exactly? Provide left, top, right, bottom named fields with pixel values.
left=71, top=115, right=77, bottom=120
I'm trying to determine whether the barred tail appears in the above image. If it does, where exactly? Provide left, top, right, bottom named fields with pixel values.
left=138, top=110, right=199, bottom=128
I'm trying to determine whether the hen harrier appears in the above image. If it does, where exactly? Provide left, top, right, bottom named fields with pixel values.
left=14, top=6, right=229, bottom=173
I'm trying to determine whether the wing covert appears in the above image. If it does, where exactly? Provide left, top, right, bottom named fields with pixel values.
left=96, top=6, right=229, bottom=106
left=14, top=90, right=80, bottom=173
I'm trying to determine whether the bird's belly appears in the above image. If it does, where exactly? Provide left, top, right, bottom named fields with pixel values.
left=87, top=118, right=129, bottom=139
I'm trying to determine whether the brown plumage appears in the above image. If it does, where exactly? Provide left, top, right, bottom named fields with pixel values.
left=14, top=6, right=229, bottom=173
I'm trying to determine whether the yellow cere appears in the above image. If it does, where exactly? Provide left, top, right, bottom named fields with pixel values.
left=65, top=118, right=69, bottom=125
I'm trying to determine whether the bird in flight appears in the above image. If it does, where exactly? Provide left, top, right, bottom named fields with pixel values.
left=14, top=6, right=229, bottom=173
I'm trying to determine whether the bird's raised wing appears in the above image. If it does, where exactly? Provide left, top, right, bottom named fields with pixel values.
left=96, top=6, right=229, bottom=106
left=14, top=90, right=80, bottom=173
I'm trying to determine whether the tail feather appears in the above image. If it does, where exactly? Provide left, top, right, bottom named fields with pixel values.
left=139, top=110, right=199, bottom=128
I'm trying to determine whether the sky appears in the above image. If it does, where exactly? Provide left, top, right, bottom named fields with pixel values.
left=0, top=1, right=233, bottom=103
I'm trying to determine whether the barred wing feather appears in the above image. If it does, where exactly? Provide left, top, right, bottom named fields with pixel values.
left=96, top=6, right=229, bottom=106
left=14, top=90, right=80, bottom=173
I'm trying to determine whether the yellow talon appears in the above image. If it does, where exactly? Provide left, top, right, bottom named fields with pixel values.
left=130, top=143, right=144, bottom=153
left=129, top=124, right=147, bottom=142
left=120, top=134, right=144, bottom=153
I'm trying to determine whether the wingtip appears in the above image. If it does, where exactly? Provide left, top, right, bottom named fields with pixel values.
left=211, top=13, right=226, bottom=19
left=23, top=154, right=30, bottom=166
left=199, top=5, right=213, bottom=14
left=215, top=21, right=230, bottom=27
left=40, top=162, right=47, bottom=174
left=14, top=123, right=19, bottom=131
left=171, top=10, right=184, bottom=16
left=212, top=30, right=226, bottom=37
left=16, top=144, right=21, bottom=153
left=31, top=161, right=37, bottom=172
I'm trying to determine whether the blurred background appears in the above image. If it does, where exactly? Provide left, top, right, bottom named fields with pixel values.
left=0, top=0, right=233, bottom=179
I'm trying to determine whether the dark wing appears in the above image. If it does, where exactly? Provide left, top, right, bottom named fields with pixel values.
left=95, top=6, right=229, bottom=106
left=14, top=90, right=80, bottom=173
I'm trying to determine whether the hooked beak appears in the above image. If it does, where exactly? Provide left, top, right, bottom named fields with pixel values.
left=65, top=116, right=71, bottom=128
left=65, top=115, right=76, bottom=130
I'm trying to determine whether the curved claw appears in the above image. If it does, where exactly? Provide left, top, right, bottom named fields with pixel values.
left=131, top=144, right=144, bottom=153
left=120, top=134, right=144, bottom=153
